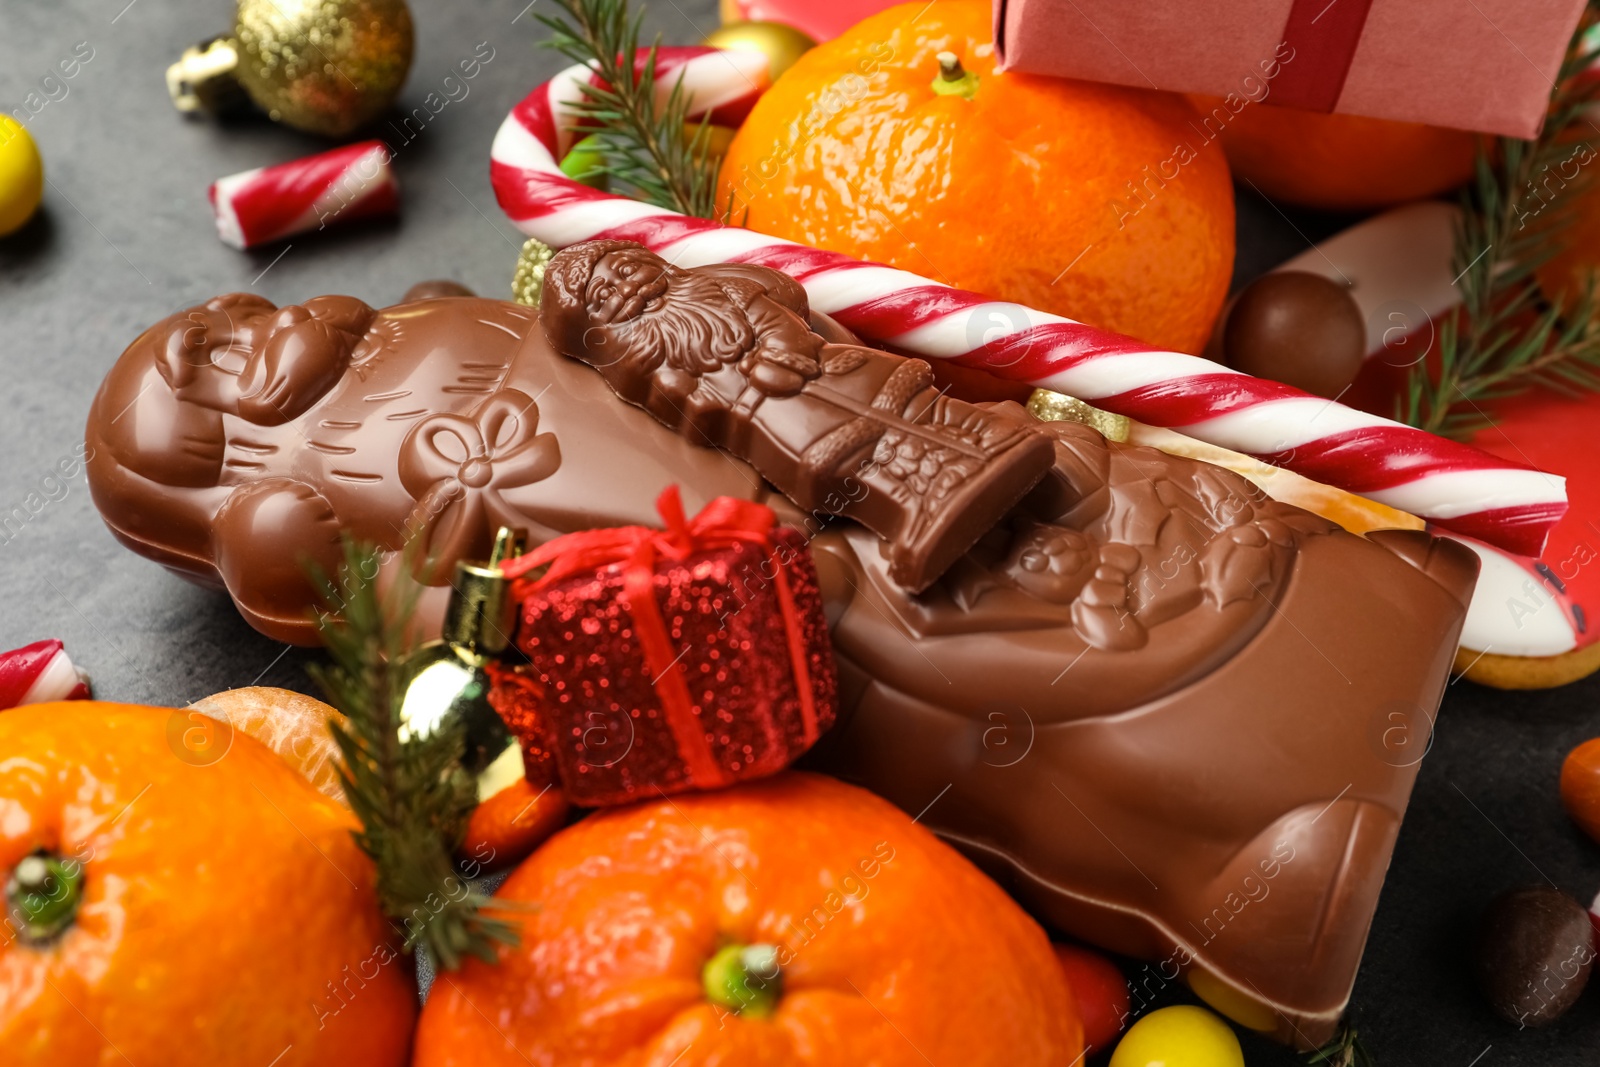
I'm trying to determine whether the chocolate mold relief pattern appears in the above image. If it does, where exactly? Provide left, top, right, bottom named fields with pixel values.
left=85, top=249, right=1479, bottom=1049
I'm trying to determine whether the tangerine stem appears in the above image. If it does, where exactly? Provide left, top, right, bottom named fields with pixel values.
left=703, top=942, right=783, bottom=1018
left=932, top=51, right=980, bottom=100
left=6, top=852, right=84, bottom=944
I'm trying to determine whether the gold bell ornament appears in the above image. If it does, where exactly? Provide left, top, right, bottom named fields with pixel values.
left=167, top=0, right=413, bottom=137
left=397, top=528, right=528, bottom=803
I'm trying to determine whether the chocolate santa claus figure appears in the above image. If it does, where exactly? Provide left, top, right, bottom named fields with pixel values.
left=86, top=245, right=1477, bottom=1048
left=539, top=240, right=1056, bottom=591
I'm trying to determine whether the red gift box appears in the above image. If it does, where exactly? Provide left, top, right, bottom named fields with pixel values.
left=498, top=487, right=838, bottom=807
left=996, top=0, right=1587, bottom=137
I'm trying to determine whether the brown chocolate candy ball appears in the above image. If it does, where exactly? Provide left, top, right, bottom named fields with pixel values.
left=1474, top=885, right=1595, bottom=1027
left=403, top=279, right=476, bottom=302
left=1221, top=271, right=1366, bottom=398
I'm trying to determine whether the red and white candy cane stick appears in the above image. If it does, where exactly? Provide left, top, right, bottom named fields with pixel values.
left=0, top=639, right=90, bottom=709
left=515, top=46, right=771, bottom=165
left=490, top=53, right=1567, bottom=557
left=210, top=140, right=399, bottom=250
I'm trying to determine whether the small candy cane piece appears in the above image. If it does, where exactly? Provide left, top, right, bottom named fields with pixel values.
left=0, top=639, right=90, bottom=709
left=210, top=140, right=398, bottom=250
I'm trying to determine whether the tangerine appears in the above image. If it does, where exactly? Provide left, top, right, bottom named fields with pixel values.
left=1560, top=737, right=1600, bottom=845
left=1535, top=177, right=1600, bottom=308
left=1195, top=97, right=1480, bottom=211
left=0, top=702, right=414, bottom=1066
left=414, top=771, right=1083, bottom=1065
left=462, top=776, right=568, bottom=870
left=188, top=685, right=569, bottom=868
left=188, top=685, right=347, bottom=800
left=717, top=0, right=1235, bottom=354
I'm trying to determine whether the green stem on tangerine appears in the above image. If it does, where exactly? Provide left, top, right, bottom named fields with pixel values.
left=703, top=942, right=783, bottom=1018
left=931, top=51, right=979, bottom=100
left=7, top=852, right=84, bottom=943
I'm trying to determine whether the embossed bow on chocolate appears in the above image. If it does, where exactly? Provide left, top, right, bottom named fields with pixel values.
left=399, top=389, right=560, bottom=571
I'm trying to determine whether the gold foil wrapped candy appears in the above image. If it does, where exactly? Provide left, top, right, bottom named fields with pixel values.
left=1027, top=388, right=1131, bottom=442
left=512, top=237, right=554, bottom=308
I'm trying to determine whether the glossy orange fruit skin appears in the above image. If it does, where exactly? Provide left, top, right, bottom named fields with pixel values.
left=0, top=702, right=414, bottom=1066
left=1196, top=97, right=1480, bottom=211
left=187, top=686, right=348, bottom=800
left=1561, top=737, right=1600, bottom=845
left=716, top=0, right=1236, bottom=355
left=414, top=772, right=1083, bottom=1066
left=462, top=777, right=569, bottom=871
left=1536, top=179, right=1600, bottom=310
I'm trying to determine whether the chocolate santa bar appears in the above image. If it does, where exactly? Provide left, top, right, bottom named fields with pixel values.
left=539, top=240, right=1056, bottom=592
left=84, top=251, right=1476, bottom=1047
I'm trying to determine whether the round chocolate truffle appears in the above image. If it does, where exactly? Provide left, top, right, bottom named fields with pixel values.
left=1474, top=885, right=1594, bottom=1027
left=403, top=279, right=476, bottom=302
left=1221, top=271, right=1366, bottom=398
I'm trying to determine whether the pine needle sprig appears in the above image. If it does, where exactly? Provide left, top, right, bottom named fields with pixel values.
left=310, top=540, right=520, bottom=971
left=1306, top=1023, right=1375, bottom=1067
left=537, top=0, right=723, bottom=218
left=1401, top=16, right=1600, bottom=439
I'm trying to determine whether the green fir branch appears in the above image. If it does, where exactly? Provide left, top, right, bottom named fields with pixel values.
left=1306, top=1024, right=1375, bottom=1067
left=310, top=540, right=519, bottom=971
left=538, top=0, right=723, bottom=217
left=1401, top=13, right=1600, bottom=439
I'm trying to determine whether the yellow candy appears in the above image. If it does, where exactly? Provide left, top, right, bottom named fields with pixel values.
left=1109, top=1005, right=1245, bottom=1067
left=1188, top=969, right=1278, bottom=1032
left=0, top=116, right=43, bottom=236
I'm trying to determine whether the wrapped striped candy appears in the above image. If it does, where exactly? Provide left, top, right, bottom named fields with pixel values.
left=0, top=639, right=90, bottom=709
left=488, top=50, right=1567, bottom=558
left=209, top=140, right=398, bottom=250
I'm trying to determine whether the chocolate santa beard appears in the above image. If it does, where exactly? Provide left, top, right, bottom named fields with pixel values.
left=86, top=289, right=1477, bottom=1050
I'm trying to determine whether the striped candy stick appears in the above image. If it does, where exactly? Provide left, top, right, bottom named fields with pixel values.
left=209, top=140, right=399, bottom=250
left=0, top=639, right=90, bottom=709
left=489, top=51, right=1568, bottom=558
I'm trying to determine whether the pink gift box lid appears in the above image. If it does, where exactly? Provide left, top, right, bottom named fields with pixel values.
left=995, top=0, right=1588, bottom=137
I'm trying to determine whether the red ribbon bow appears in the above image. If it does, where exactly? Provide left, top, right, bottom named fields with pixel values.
left=500, top=486, right=820, bottom=789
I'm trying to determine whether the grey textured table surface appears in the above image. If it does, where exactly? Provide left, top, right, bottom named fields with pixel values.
left=5, top=2, right=1600, bottom=1064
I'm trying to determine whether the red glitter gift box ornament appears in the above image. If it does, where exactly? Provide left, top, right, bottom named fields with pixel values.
left=495, top=486, right=838, bottom=806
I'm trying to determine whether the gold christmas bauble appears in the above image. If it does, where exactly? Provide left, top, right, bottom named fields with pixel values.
left=234, top=0, right=413, bottom=137
left=702, top=21, right=817, bottom=84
